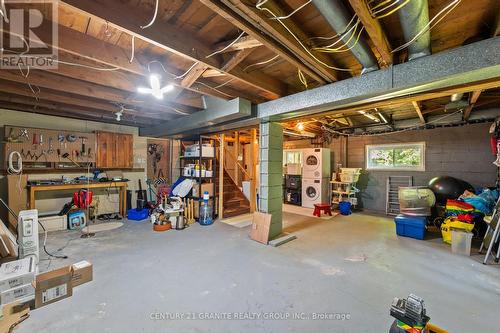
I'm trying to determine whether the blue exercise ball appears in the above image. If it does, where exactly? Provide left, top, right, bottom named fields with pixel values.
left=428, top=176, right=474, bottom=205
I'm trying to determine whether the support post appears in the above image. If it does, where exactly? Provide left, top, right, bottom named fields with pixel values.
left=219, top=134, right=225, bottom=218
left=234, top=131, right=239, bottom=186
left=250, top=128, right=257, bottom=212
left=259, top=122, right=283, bottom=239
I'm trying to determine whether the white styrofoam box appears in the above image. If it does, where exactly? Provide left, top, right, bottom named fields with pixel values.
left=0, top=283, right=35, bottom=305
left=339, top=173, right=360, bottom=183
left=340, top=168, right=362, bottom=174
left=184, top=144, right=215, bottom=158
left=38, top=215, right=67, bottom=233
left=0, top=257, right=36, bottom=292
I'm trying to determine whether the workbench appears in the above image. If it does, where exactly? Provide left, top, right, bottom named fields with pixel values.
left=27, top=181, right=128, bottom=217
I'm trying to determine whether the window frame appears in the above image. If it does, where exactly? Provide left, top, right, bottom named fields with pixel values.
left=365, top=142, right=426, bottom=171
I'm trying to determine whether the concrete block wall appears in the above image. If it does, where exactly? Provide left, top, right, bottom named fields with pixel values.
left=259, top=122, right=283, bottom=239
left=284, top=122, right=496, bottom=213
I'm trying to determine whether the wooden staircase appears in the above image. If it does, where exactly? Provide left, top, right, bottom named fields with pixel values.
left=219, top=170, right=250, bottom=218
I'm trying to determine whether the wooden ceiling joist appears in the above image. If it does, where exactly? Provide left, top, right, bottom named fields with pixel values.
left=463, top=90, right=482, bottom=121
left=412, top=101, right=426, bottom=124
left=212, top=35, right=263, bottom=53
left=199, top=0, right=329, bottom=84
left=61, top=0, right=286, bottom=99
left=0, top=70, right=192, bottom=116
left=347, top=0, right=393, bottom=67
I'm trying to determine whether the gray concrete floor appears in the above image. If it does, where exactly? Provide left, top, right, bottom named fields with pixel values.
left=18, top=211, right=500, bottom=333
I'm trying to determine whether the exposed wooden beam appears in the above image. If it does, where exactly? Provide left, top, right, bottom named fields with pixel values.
left=216, top=0, right=339, bottom=82
left=202, top=48, right=256, bottom=78
left=348, top=0, right=392, bottom=67
left=412, top=101, right=425, bottom=123
left=61, top=0, right=286, bottom=99
left=463, top=90, right=482, bottom=121
left=213, top=35, right=263, bottom=53
left=199, top=0, right=329, bottom=84
left=0, top=69, right=191, bottom=116
left=0, top=100, right=154, bottom=127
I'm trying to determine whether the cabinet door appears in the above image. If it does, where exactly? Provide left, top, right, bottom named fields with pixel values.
left=114, top=133, right=133, bottom=168
left=96, top=132, right=115, bottom=168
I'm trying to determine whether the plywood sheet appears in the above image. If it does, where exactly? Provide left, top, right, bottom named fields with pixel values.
left=250, top=212, right=272, bottom=244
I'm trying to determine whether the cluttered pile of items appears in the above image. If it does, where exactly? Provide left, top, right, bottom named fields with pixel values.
left=394, top=175, right=500, bottom=263
left=0, top=202, right=93, bottom=331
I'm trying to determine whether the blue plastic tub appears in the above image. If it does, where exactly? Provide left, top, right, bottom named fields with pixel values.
left=394, top=214, right=427, bottom=240
left=339, top=201, right=352, bottom=215
left=128, top=208, right=149, bottom=221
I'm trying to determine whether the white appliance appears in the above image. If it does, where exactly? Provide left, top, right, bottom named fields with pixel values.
left=18, top=209, right=39, bottom=265
left=302, top=178, right=330, bottom=208
left=302, top=148, right=331, bottom=179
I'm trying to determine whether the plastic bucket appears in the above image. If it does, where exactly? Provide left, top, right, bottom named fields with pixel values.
left=339, top=201, right=352, bottom=215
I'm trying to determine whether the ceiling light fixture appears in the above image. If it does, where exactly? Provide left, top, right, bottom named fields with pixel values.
left=137, top=74, right=174, bottom=100
left=296, top=122, right=305, bottom=131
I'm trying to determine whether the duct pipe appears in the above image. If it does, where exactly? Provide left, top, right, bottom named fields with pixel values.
left=397, top=0, right=431, bottom=60
left=311, top=0, right=378, bottom=72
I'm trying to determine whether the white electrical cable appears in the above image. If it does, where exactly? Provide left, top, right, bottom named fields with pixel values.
left=243, top=54, right=280, bottom=72
left=7, top=151, right=22, bottom=174
left=206, top=31, right=245, bottom=58
left=308, top=14, right=358, bottom=41
left=392, top=0, right=461, bottom=53
left=0, top=0, right=9, bottom=23
left=196, top=81, right=235, bottom=98
left=269, top=0, right=311, bottom=20
left=141, top=0, right=159, bottom=29
left=129, top=35, right=135, bottom=63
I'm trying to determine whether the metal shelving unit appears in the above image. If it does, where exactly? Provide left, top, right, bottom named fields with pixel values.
left=179, top=135, right=217, bottom=221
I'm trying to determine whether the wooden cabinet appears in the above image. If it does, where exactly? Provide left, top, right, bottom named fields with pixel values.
left=96, top=131, right=133, bottom=168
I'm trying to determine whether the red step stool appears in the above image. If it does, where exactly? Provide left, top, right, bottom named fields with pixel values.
left=313, top=203, right=332, bottom=217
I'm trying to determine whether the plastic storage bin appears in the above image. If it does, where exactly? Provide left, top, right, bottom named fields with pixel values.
left=394, top=214, right=427, bottom=240
left=340, top=172, right=360, bottom=183
left=451, top=230, right=473, bottom=255
left=128, top=208, right=149, bottom=221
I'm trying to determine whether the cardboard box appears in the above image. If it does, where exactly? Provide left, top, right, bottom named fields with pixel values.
left=71, top=261, right=93, bottom=287
left=38, top=215, right=67, bottom=233
left=35, top=266, right=73, bottom=308
left=0, top=257, right=36, bottom=292
left=0, top=284, right=35, bottom=305
left=191, top=182, right=214, bottom=198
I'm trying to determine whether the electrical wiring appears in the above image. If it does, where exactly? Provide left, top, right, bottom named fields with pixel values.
left=206, top=31, right=245, bottom=58
left=314, top=26, right=365, bottom=53
left=391, top=0, right=461, bottom=54
left=141, top=0, right=159, bottom=29
left=0, top=0, right=9, bottom=23
left=196, top=81, right=235, bottom=98
left=129, top=35, right=135, bottom=63
left=147, top=60, right=200, bottom=80
left=322, top=109, right=463, bottom=137
left=307, top=14, right=358, bottom=41
left=372, top=0, right=412, bottom=19
left=214, top=78, right=235, bottom=89
left=313, top=18, right=360, bottom=49
left=269, top=0, right=311, bottom=20
left=255, top=0, right=353, bottom=72
left=297, top=68, right=308, bottom=89
left=243, top=54, right=279, bottom=72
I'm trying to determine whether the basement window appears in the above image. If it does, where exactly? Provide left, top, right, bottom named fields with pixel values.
left=365, top=142, right=425, bottom=171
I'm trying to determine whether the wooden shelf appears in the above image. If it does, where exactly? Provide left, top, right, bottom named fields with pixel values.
left=1, top=167, right=144, bottom=175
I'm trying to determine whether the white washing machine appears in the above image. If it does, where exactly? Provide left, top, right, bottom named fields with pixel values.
left=302, top=148, right=331, bottom=179
left=302, top=178, right=330, bottom=208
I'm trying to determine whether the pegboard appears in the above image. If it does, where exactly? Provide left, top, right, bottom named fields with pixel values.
left=3, top=125, right=96, bottom=167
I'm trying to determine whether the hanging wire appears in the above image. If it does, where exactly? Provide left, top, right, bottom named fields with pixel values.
left=214, top=78, right=235, bottom=89
left=206, top=31, right=245, bottom=58
left=141, top=0, right=159, bottom=29
left=314, top=26, right=365, bottom=53
left=307, top=14, right=358, bottom=41
left=313, top=18, right=360, bottom=49
left=269, top=0, right=312, bottom=20
left=243, top=54, right=279, bottom=72
left=196, top=81, right=235, bottom=98
left=256, top=0, right=353, bottom=72
left=129, top=35, right=135, bottom=63
left=297, top=68, right=308, bottom=89
left=0, top=0, right=9, bottom=23
left=146, top=60, right=200, bottom=80
left=391, top=0, right=461, bottom=53
left=368, top=0, right=412, bottom=19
